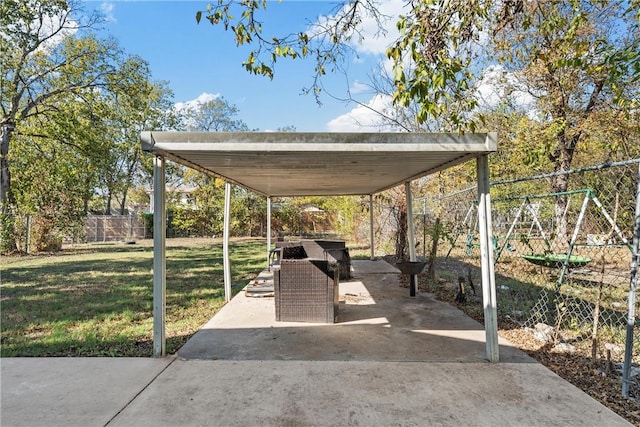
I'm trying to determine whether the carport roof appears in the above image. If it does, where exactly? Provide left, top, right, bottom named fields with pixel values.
left=140, top=131, right=497, bottom=197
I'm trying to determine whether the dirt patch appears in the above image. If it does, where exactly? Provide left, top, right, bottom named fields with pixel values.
left=501, top=327, right=640, bottom=425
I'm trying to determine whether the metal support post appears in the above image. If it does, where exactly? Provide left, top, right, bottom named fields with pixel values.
left=152, top=155, right=166, bottom=357
left=267, top=196, right=272, bottom=264
left=369, top=194, right=375, bottom=260
left=223, top=182, right=232, bottom=302
left=477, top=155, right=499, bottom=362
left=405, top=182, right=417, bottom=296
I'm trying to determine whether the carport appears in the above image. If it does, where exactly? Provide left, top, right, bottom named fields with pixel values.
left=140, top=131, right=498, bottom=361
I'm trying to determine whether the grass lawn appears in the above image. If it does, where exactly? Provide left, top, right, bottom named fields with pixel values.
left=0, top=237, right=266, bottom=357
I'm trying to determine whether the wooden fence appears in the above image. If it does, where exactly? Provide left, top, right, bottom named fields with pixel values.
left=84, top=215, right=148, bottom=242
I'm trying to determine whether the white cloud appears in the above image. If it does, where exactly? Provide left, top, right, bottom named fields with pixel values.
left=350, top=0, right=407, bottom=56
left=310, top=0, right=408, bottom=57
left=174, top=92, right=222, bottom=131
left=326, top=94, right=395, bottom=131
left=174, top=92, right=221, bottom=111
left=329, top=64, right=541, bottom=133
left=100, top=2, right=117, bottom=23
left=320, top=2, right=542, bottom=129
left=36, top=9, right=78, bottom=51
left=475, top=66, right=506, bottom=108
left=349, top=80, right=370, bottom=95
left=474, top=66, right=538, bottom=117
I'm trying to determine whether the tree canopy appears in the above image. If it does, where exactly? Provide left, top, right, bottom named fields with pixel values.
left=197, top=0, right=639, bottom=245
left=0, top=0, right=174, bottom=251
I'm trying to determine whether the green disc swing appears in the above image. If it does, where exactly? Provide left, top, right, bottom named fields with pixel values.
left=520, top=253, right=592, bottom=268
left=519, top=188, right=632, bottom=270
left=494, top=190, right=595, bottom=269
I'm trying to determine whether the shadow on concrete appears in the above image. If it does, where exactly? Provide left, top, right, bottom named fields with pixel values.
left=178, top=260, right=533, bottom=363
left=177, top=324, right=533, bottom=363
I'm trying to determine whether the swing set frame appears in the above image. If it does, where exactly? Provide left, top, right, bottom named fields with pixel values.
left=447, top=189, right=632, bottom=289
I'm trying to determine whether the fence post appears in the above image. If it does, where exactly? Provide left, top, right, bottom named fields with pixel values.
left=128, top=214, right=133, bottom=241
left=623, top=163, right=640, bottom=398
left=25, top=214, right=31, bottom=254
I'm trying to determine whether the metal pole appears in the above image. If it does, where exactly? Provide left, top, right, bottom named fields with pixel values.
left=591, top=194, right=632, bottom=250
left=223, top=182, right=232, bottom=303
left=433, top=159, right=640, bottom=203
left=152, top=155, right=166, bottom=357
left=477, top=155, right=499, bottom=362
left=525, top=199, right=551, bottom=251
left=267, top=196, right=272, bottom=265
left=446, top=204, right=475, bottom=258
left=623, top=163, right=640, bottom=397
left=556, top=193, right=590, bottom=292
left=423, top=199, right=427, bottom=260
left=369, top=194, right=375, bottom=260
left=405, top=182, right=417, bottom=296
left=495, top=198, right=527, bottom=263
left=406, top=183, right=417, bottom=262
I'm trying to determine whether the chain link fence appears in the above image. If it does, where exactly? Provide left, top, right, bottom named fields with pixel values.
left=422, top=159, right=640, bottom=400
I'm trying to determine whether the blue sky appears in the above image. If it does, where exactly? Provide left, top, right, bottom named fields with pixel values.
left=81, top=1, right=405, bottom=131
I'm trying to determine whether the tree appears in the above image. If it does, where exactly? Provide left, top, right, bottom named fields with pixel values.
left=485, top=1, right=639, bottom=243
left=99, top=78, right=176, bottom=215
left=198, top=0, right=639, bottom=245
left=182, top=96, right=250, bottom=132
left=196, top=1, right=384, bottom=101
left=391, top=0, right=639, bottom=243
left=0, top=0, right=152, bottom=250
left=11, top=116, right=95, bottom=250
left=170, top=171, right=225, bottom=237
left=171, top=97, right=253, bottom=236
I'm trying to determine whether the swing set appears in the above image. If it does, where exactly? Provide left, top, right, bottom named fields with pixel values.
left=447, top=189, right=632, bottom=277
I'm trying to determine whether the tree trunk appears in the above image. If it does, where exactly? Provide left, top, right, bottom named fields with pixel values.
left=1, top=123, right=15, bottom=211
left=551, top=174, right=570, bottom=249
left=119, top=192, right=127, bottom=215
left=549, top=132, right=575, bottom=249
left=118, top=149, right=139, bottom=216
left=0, top=123, right=17, bottom=252
left=426, top=217, right=440, bottom=281
left=591, top=279, right=604, bottom=363
left=105, top=193, right=112, bottom=215
left=395, top=188, right=408, bottom=260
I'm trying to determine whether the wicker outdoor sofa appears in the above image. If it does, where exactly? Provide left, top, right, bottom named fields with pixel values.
left=269, top=239, right=351, bottom=280
left=273, top=245, right=340, bottom=323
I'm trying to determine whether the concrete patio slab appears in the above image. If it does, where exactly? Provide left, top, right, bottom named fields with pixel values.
left=1, top=357, right=173, bottom=427
left=177, top=260, right=530, bottom=363
left=109, top=359, right=629, bottom=427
